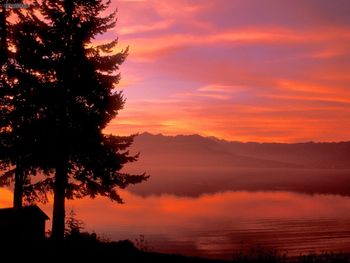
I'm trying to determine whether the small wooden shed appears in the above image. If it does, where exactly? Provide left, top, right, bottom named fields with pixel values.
left=0, top=205, right=49, bottom=241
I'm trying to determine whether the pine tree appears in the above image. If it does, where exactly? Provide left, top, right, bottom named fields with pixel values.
left=1, top=0, right=147, bottom=240
left=0, top=3, right=10, bottom=199
left=0, top=0, right=28, bottom=209
left=22, top=0, right=148, bottom=240
left=0, top=2, right=48, bottom=208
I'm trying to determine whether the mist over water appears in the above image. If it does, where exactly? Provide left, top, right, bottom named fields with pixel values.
left=2, top=134, right=350, bottom=259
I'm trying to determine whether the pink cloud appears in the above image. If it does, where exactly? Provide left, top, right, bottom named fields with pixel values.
left=97, top=0, right=350, bottom=142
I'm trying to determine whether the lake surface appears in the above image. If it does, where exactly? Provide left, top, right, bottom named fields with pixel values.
left=65, top=190, right=350, bottom=259
left=2, top=189, right=350, bottom=259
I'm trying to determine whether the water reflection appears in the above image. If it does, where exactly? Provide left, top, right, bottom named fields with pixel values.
left=1, top=189, right=350, bottom=259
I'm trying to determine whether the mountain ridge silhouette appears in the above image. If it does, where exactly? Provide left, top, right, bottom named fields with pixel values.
left=133, top=132, right=350, bottom=169
left=123, top=133, right=350, bottom=197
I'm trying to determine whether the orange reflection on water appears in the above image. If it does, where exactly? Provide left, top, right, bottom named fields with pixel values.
left=1, top=188, right=350, bottom=230
left=1, top=188, right=350, bottom=258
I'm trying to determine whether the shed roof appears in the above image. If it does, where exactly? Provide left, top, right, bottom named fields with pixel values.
left=0, top=205, right=49, bottom=220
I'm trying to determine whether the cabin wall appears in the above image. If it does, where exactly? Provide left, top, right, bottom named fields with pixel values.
left=0, top=215, right=47, bottom=241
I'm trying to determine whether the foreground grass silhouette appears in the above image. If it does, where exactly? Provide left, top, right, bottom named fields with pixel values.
left=232, top=245, right=350, bottom=263
left=1, top=233, right=350, bottom=263
left=1, top=237, right=224, bottom=263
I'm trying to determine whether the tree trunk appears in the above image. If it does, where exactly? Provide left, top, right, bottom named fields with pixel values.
left=13, top=162, right=24, bottom=209
left=51, top=161, right=68, bottom=241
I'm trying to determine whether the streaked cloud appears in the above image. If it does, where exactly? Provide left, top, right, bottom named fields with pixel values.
left=100, top=0, right=350, bottom=142
left=119, top=19, right=174, bottom=35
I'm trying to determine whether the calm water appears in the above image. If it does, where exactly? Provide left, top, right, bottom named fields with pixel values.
left=71, top=190, right=350, bottom=259
left=2, top=189, right=350, bottom=259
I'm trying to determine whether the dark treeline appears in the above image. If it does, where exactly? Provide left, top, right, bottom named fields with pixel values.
left=0, top=0, right=148, bottom=241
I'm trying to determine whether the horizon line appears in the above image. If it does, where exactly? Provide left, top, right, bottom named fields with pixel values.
left=132, top=131, right=350, bottom=145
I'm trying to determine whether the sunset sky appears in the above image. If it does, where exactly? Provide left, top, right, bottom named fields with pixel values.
left=3, top=1, right=350, bottom=251
left=101, top=0, right=350, bottom=142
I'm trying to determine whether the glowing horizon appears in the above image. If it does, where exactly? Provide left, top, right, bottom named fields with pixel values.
left=99, top=0, right=350, bottom=143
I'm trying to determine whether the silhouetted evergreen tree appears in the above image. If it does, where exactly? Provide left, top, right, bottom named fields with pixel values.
left=0, top=0, right=64, bottom=216
left=0, top=1, right=11, bottom=196
left=0, top=1, right=30, bottom=209
left=13, top=0, right=148, bottom=240
left=0, top=2, right=10, bottom=168
left=1, top=0, right=147, bottom=240
left=0, top=4, right=9, bottom=204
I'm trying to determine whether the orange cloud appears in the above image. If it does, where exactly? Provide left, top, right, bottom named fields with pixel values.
left=105, top=92, right=350, bottom=143
left=98, top=1, right=350, bottom=142
left=117, top=26, right=350, bottom=61
left=198, top=84, right=248, bottom=93
left=118, top=19, right=174, bottom=35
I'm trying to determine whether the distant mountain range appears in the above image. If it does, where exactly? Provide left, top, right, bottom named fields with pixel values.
left=124, top=133, right=350, bottom=197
